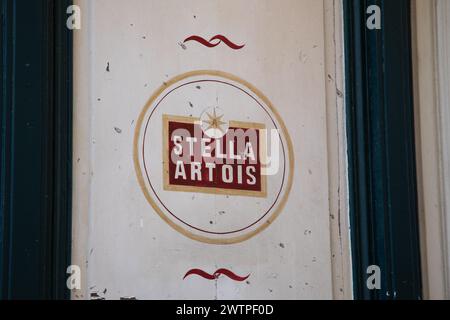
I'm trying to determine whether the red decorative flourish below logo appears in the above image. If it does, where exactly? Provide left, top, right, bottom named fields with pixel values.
left=183, top=35, right=245, bottom=50
left=183, top=268, right=250, bottom=281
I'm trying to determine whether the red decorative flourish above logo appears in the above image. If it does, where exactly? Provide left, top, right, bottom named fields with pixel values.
left=183, top=268, right=250, bottom=281
left=183, top=35, right=245, bottom=50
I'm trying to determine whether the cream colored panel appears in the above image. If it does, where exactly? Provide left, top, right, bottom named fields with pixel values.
left=412, top=0, right=450, bottom=300
left=72, top=0, right=350, bottom=300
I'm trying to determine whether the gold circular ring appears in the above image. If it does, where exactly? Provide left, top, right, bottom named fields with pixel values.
left=133, top=70, right=295, bottom=245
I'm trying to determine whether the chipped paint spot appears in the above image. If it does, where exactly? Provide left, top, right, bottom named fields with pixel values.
left=299, top=51, right=308, bottom=63
left=90, top=291, right=105, bottom=300
left=114, top=127, right=122, bottom=134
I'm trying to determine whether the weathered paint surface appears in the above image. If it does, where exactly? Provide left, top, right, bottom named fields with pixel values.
left=72, top=0, right=351, bottom=300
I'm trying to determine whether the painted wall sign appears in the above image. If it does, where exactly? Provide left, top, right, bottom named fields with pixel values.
left=73, top=0, right=346, bottom=300
left=134, top=71, right=294, bottom=244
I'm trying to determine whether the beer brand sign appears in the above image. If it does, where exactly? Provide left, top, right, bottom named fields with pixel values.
left=134, top=71, right=294, bottom=244
left=163, top=114, right=266, bottom=198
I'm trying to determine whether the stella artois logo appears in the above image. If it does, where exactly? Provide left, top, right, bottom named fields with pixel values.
left=163, top=113, right=267, bottom=198
left=134, top=71, right=294, bottom=244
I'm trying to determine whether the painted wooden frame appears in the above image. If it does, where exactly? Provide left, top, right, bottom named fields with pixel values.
left=344, top=0, right=422, bottom=300
left=0, top=0, right=73, bottom=299
left=412, top=0, right=450, bottom=299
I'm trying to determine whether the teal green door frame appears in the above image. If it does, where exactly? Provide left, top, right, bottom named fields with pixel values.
left=0, top=0, right=73, bottom=299
left=344, top=0, right=422, bottom=299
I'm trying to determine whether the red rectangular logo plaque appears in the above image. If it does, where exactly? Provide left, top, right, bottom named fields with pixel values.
left=163, top=115, right=267, bottom=198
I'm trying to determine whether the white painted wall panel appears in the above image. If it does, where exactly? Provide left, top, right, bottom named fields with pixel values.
left=72, top=0, right=350, bottom=300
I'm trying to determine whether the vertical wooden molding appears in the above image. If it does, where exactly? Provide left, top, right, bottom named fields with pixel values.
left=436, top=0, right=450, bottom=299
left=344, top=0, right=422, bottom=300
left=411, top=0, right=450, bottom=299
left=0, top=0, right=73, bottom=299
left=324, top=0, right=353, bottom=300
